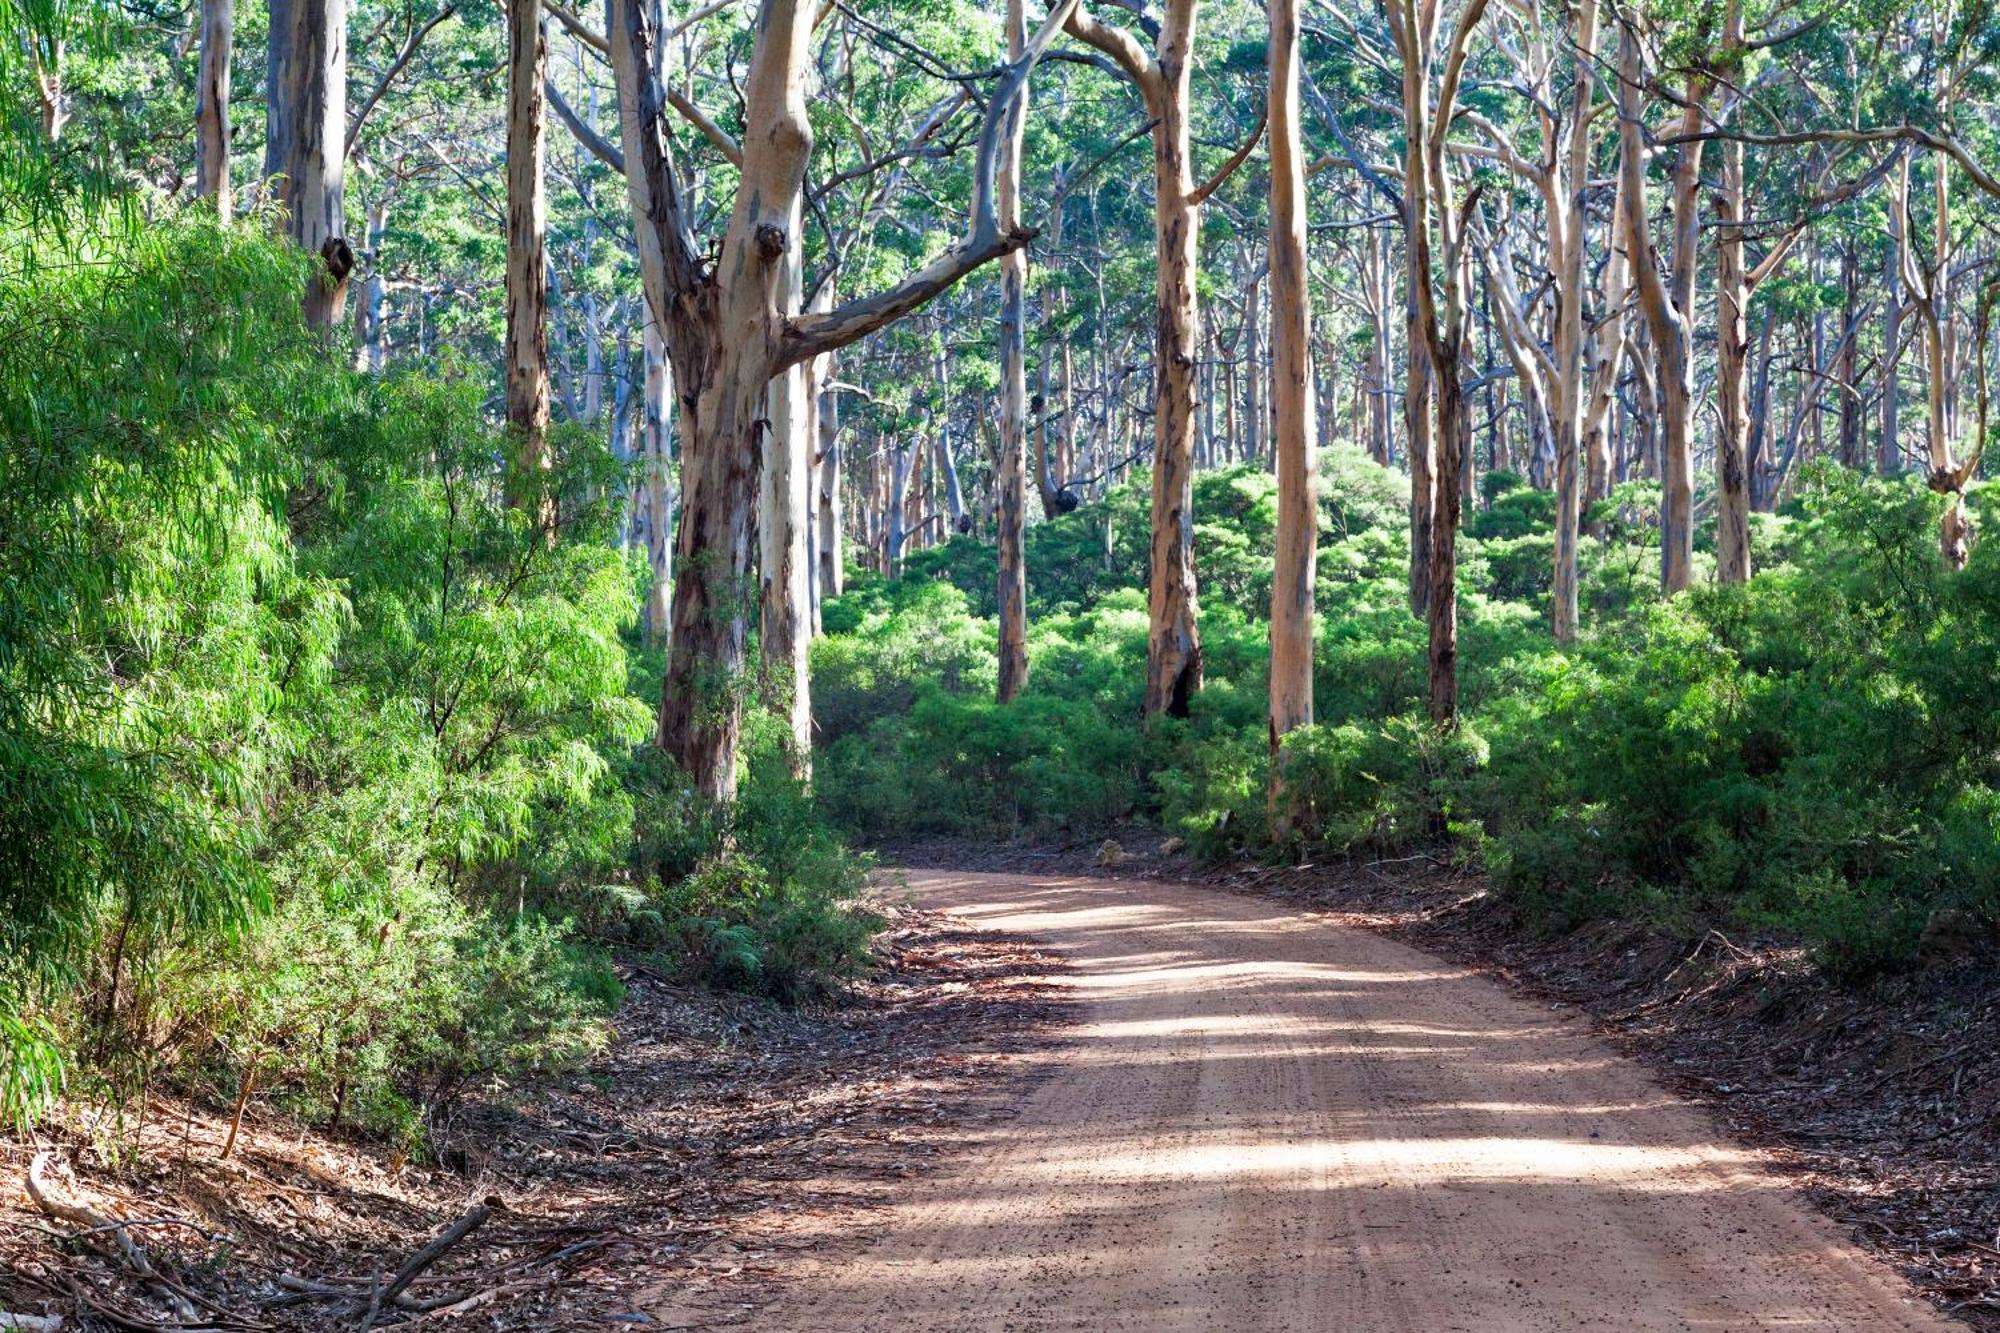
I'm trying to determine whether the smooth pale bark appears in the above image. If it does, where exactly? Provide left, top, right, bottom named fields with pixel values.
left=1899, top=153, right=1979, bottom=566
left=1881, top=184, right=1905, bottom=475
left=1065, top=0, right=1209, bottom=718
left=888, top=437, right=911, bottom=577
left=641, top=318, right=673, bottom=642
left=995, top=0, right=1031, bottom=704
left=1033, top=194, right=1072, bottom=516
left=815, top=365, right=843, bottom=604
left=266, top=0, right=352, bottom=327
left=758, top=201, right=813, bottom=764
left=34, top=37, right=66, bottom=142
left=505, top=0, right=552, bottom=483
left=1617, top=26, right=1700, bottom=594
left=195, top=0, right=234, bottom=218
left=1266, top=0, right=1315, bottom=831
left=1549, top=0, right=1598, bottom=637
left=1582, top=170, right=1629, bottom=527
left=1245, top=266, right=1267, bottom=466
left=353, top=197, right=389, bottom=371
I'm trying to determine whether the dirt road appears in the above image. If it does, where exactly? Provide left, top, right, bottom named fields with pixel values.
left=762, top=870, right=1954, bottom=1331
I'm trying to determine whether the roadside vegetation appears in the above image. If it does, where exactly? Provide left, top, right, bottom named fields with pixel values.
left=817, top=454, right=2000, bottom=980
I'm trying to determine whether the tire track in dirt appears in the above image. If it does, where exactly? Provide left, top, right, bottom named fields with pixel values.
left=756, top=869, right=1957, bottom=1332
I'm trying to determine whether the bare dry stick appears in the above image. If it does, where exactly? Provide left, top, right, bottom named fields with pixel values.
left=25, top=1153, right=199, bottom=1324
left=354, top=1198, right=499, bottom=1332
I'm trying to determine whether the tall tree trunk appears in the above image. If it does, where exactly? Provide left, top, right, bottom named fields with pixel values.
left=266, top=0, right=352, bottom=328
left=1714, top=138, right=1753, bottom=583
left=352, top=196, right=389, bottom=371
left=505, top=0, right=551, bottom=483
left=1266, top=0, right=1315, bottom=831
left=995, top=0, right=1031, bottom=703
left=1582, top=169, right=1629, bottom=531
left=1245, top=265, right=1267, bottom=468
left=195, top=0, right=234, bottom=218
left=759, top=202, right=813, bottom=764
left=1617, top=25, right=1700, bottom=593
left=1403, top=192, right=1435, bottom=614
left=887, top=437, right=910, bottom=577
left=641, top=317, right=673, bottom=642
left=616, top=0, right=1067, bottom=798
left=1549, top=0, right=1599, bottom=639
left=1880, top=172, right=1905, bottom=475
left=34, top=36, right=66, bottom=142
left=1836, top=238, right=1862, bottom=467
left=815, top=361, right=843, bottom=605
left=1066, top=0, right=1207, bottom=717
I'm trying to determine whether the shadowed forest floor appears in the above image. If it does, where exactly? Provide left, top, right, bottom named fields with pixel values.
left=5, top=861, right=1995, bottom=1330
left=0, top=900, right=1068, bottom=1329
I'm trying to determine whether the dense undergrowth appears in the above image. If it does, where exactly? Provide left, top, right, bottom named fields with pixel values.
left=0, top=212, right=870, bottom=1144
left=815, top=450, right=2000, bottom=980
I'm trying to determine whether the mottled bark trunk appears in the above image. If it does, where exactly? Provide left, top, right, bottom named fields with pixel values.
left=641, top=318, right=673, bottom=643
left=266, top=0, right=351, bottom=328
left=1403, top=210, right=1435, bottom=615
left=195, top=0, right=234, bottom=219
left=1618, top=27, right=1698, bottom=593
left=1067, top=0, right=1205, bottom=718
left=1836, top=239, right=1862, bottom=468
left=1880, top=191, right=1905, bottom=475
left=1582, top=170, right=1629, bottom=530
left=1427, top=348, right=1465, bottom=726
left=759, top=201, right=813, bottom=764
left=352, top=197, right=389, bottom=372
left=1714, top=139, right=1752, bottom=584
left=1266, top=0, right=1315, bottom=833
left=995, top=0, right=1031, bottom=703
left=505, top=0, right=551, bottom=484
left=815, top=363, right=843, bottom=604
left=887, top=437, right=910, bottom=577
left=1549, top=0, right=1598, bottom=639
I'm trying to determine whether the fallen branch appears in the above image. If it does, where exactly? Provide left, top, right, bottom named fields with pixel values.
left=25, top=1154, right=198, bottom=1325
left=354, top=1198, right=498, bottom=1331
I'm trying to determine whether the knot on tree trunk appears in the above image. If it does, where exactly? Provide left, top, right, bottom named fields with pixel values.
left=320, top=236, right=356, bottom=283
left=754, top=222, right=788, bottom=262
left=1925, top=464, right=1965, bottom=496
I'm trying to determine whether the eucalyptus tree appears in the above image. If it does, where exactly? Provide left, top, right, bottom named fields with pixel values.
left=268, top=0, right=354, bottom=326
left=506, top=0, right=552, bottom=481
left=1384, top=0, right=1491, bottom=726
left=1061, top=0, right=1263, bottom=719
left=610, top=0, right=1082, bottom=799
left=195, top=0, right=232, bottom=216
left=1267, top=0, right=1314, bottom=826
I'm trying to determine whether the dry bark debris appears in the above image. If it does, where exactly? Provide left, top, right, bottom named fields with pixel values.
left=887, top=834, right=2000, bottom=1330
left=0, top=903, right=1068, bottom=1331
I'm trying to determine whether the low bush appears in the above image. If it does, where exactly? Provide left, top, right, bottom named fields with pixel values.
left=813, top=451, right=2000, bottom=980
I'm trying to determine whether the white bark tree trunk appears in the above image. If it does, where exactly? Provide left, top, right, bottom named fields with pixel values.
left=996, top=0, right=1031, bottom=703
left=266, top=0, right=352, bottom=328
left=195, top=0, right=234, bottom=219
left=1266, top=0, right=1316, bottom=831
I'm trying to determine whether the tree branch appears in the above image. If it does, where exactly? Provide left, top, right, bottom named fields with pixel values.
left=347, top=2, right=459, bottom=157
left=547, top=79, right=624, bottom=173
left=1062, top=2, right=1159, bottom=96
left=780, top=0, right=1083, bottom=368
left=1189, top=106, right=1266, bottom=206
